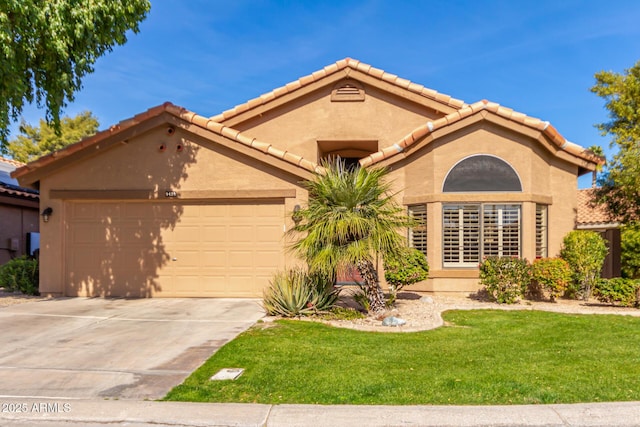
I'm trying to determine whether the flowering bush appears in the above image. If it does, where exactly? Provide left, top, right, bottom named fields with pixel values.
left=479, top=257, right=531, bottom=304
left=530, top=258, right=572, bottom=302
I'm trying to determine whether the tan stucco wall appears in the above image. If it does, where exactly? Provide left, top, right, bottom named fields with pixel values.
left=37, top=127, right=307, bottom=296
left=234, top=82, right=443, bottom=162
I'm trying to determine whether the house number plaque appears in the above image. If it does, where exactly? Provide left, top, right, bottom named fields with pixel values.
left=165, top=191, right=178, bottom=198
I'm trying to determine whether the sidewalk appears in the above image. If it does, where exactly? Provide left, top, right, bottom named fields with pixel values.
left=1, top=398, right=640, bottom=426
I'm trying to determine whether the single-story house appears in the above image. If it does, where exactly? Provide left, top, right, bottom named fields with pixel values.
left=1, top=156, right=39, bottom=265
left=12, top=58, right=603, bottom=297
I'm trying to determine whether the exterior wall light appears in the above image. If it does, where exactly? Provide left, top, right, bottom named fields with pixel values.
left=292, top=205, right=302, bottom=225
left=41, top=207, right=53, bottom=223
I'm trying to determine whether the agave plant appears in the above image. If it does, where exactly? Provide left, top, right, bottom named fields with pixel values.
left=262, top=268, right=339, bottom=317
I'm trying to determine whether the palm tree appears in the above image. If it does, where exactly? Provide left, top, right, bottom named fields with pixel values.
left=588, top=145, right=605, bottom=188
left=289, top=160, right=413, bottom=314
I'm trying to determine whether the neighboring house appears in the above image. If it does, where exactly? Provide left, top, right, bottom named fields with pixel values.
left=576, top=188, right=621, bottom=278
left=12, top=58, right=603, bottom=298
left=0, top=156, right=39, bottom=265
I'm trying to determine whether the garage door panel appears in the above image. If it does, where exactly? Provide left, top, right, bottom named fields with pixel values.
left=203, top=226, right=228, bottom=242
left=256, top=224, right=283, bottom=241
left=229, top=225, right=255, bottom=242
left=201, top=250, right=228, bottom=267
left=255, top=250, right=281, bottom=267
left=170, top=225, right=201, bottom=243
left=66, top=201, right=284, bottom=297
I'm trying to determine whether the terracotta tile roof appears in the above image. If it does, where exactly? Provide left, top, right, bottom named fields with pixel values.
left=11, top=103, right=321, bottom=184
left=210, top=57, right=467, bottom=123
left=0, top=156, right=39, bottom=199
left=360, top=100, right=605, bottom=168
left=0, top=156, right=25, bottom=168
left=576, top=188, right=618, bottom=227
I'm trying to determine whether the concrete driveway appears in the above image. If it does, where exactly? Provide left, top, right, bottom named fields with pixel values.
left=0, top=298, right=264, bottom=400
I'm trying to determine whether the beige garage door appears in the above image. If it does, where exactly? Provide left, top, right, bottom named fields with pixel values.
left=65, top=201, right=284, bottom=297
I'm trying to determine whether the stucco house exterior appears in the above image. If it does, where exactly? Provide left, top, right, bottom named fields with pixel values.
left=1, top=156, right=39, bottom=265
left=12, top=58, right=603, bottom=298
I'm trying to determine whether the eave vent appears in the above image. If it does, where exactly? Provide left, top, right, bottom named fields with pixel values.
left=331, top=80, right=365, bottom=102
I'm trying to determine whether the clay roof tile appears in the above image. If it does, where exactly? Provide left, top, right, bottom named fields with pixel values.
left=298, top=158, right=317, bottom=172
left=355, top=61, right=371, bottom=74
left=323, top=63, right=339, bottom=74
left=266, top=146, right=285, bottom=159
left=0, top=156, right=25, bottom=167
left=250, top=140, right=272, bottom=153
left=576, top=189, right=618, bottom=226
left=220, top=126, right=240, bottom=140
left=205, top=121, right=224, bottom=133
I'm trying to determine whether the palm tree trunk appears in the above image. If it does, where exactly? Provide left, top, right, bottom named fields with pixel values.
left=356, top=259, right=386, bottom=313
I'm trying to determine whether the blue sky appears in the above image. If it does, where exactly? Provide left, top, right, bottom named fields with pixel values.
left=15, top=1, right=640, bottom=187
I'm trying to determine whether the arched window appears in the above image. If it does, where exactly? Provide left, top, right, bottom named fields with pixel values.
left=443, top=155, right=522, bottom=192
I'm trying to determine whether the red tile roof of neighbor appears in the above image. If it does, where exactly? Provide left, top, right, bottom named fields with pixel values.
left=0, top=156, right=25, bottom=168
left=11, top=58, right=604, bottom=184
left=576, top=188, right=618, bottom=227
left=0, top=156, right=39, bottom=199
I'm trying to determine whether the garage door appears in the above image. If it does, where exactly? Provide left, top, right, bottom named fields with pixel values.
left=65, top=201, right=285, bottom=297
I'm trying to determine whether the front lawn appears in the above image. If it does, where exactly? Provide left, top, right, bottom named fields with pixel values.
left=164, top=310, right=640, bottom=405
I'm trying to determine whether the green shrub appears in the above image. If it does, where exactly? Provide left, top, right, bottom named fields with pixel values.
left=383, top=247, right=429, bottom=305
left=262, top=268, right=340, bottom=317
left=621, top=223, right=640, bottom=279
left=560, top=230, right=608, bottom=300
left=479, top=257, right=531, bottom=304
left=530, top=258, right=572, bottom=302
left=594, top=278, right=640, bottom=307
left=0, top=256, right=39, bottom=295
left=320, top=306, right=366, bottom=320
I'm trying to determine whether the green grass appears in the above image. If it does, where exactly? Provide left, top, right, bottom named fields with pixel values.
left=164, top=310, right=640, bottom=405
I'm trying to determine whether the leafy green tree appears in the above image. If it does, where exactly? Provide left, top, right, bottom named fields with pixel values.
left=0, top=0, right=150, bottom=149
left=621, top=222, right=640, bottom=279
left=560, top=230, right=608, bottom=301
left=7, top=111, right=99, bottom=162
left=591, top=60, right=640, bottom=223
left=289, top=160, right=413, bottom=314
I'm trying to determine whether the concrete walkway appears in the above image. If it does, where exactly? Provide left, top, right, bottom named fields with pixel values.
left=1, top=398, right=639, bottom=426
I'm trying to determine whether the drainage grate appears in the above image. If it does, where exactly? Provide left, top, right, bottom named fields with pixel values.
left=210, top=368, right=245, bottom=381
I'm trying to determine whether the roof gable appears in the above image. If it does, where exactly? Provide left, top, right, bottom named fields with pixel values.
left=210, top=58, right=467, bottom=128
left=360, top=100, right=604, bottom=174
left=12, top=103, right=321, bottom=188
